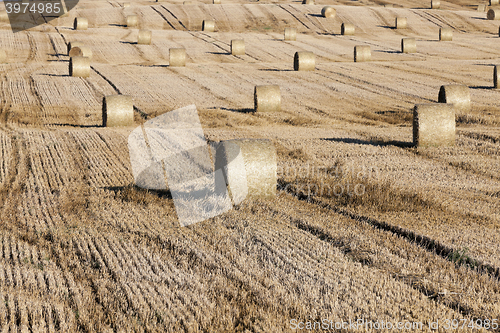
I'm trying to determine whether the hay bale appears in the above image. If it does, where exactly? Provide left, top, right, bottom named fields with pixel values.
left=284, top=27, right=297, bottom=41
left=401, top=38, right=416, bottom=53
left=69, top=56, right=90, bottom=77
left=68, top=46, right=93, bottom=59
left=354, top=45, right=371, bottom=62
left=321, top=6, right=336, bottom=18
left=494, top=65, right=499, bottom=88
left=73, top=17, right=88, bottom=30
left=490, top=0, right=499, bottom=5
left=123, top=2, right=130, bottom=7
left=102, top=95, right=134, bottom=127
left=478, top=4, right=486, bottom=11
left=127, top=15, right=138, bottom=27
left=231, top=39, right=245, bottom=56
left=137, top=30, right=152, bottom=45
left=431, top=0, right=440, bottom=8
left=487, top=8, right=500, bottom=19
left=302, top=0, right=314, bottom=4
left=395, top=17, right=407, bottom=29
left=254, top=85, right=280, bottom=112
left=169, top=48, right=186, bottom=67
left=341, top=23, right=355, bottom=35
left=67, top=41, right=84, bottom=55
left=413, top=104, right=455, bottom=147
left=293, top=51, right=315, bottom=71
left=439, top=28, right=453, bottom=41
left=202, top=20, right=215, bottom=32
left=215, top=139, right=276, bottom=201
left=0, top=10, right=9, bottom=22
left=0, top=50, right=6, bottom=63
left=438, top=84, right=471, bottom=112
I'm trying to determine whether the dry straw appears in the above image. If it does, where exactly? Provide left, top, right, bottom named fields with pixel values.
left=494, top=66, right=499, bottom=88
left=401, top=38, right=416, bottom=53
left=254, top=85, right=281, bottom=112
left=490, top=0, right=499, bottom=5
left=69, top=56, right=90, bottom=77
left=202, top=20, right=215, bottom=32
left=73, top=17, right=88, bottom=30
left=0, top=10, right=8, bottom=22
left=439, top=28, right=452, bottom=41
left=477, top=4, right=486, bottom=11
left=354, top=45, right=371, bottom=62
left=431, top=0, right=440, bottom=9
left=123, top=2, right=130, bottom=7
left=321, top=6, right=336, bottom=18
left=102, top=95, right=134, bottom=127
left=413, top=103, right=455, bottom=147
left=127, top=15, right=138, bottom=27
left=302, top=0, right=314, bottom=4
left=68, top=46, right=93, bottom=59
left=294, top=51, right=315, bottom=71
left=137, top=30, right=152, bottom=45
left=438, top=84, right=471, bottom=112
left=169, top=48, right=186, bottom=67
left=487, top=8, right=500, bottom=20
left=215, top=139, right=277, bottom=201
left=231, top=39, right=245, bottom=56
left=395, top=17, right=407, bottom=29
left=341, top=23, right=355, bottom=35
left=0, top=50, right=6, bottom=63
left=284, top=27, right=297, bottom=41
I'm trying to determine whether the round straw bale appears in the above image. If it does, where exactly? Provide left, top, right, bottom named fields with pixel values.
left=302, top=0, right=314, bottom=4
left=67, top=41, right=84, bottom=55
left=490, top=0, right=499, bottom=5
left=123, top=2, right=130, bottom=7
left=69, top=56, right=90, bottom=78
left=431, top=0, right=440, bottom=9
left=494, top=65, right=499, bottom=88
left=68, top=46, right=93, bottom=59
left=231, top=39, right=245, bottom=56
left=321, top=6, right=336, bottom=18
left=215, top=139, right=276, bottom=201
left=102, top=95, right=134, bottom=127
left=293, top=51, right=315, bottom=71
left=401, top=38, right=416, bottom=53
left=0, top=10, right=9, bottom=22
left=477, top=4, right=486, bottom=11
left=395, top=17, right=407, bottom=29
left=341, top=23, right=355, bottom=35
left=438, top=84, right=471, bottom=112
left=354, top=45, right=371, bottom=62
left=254, top=85, right=281, bottom=112
left=127, top=15, right=138, bottom=27
left=439, top=27, right=453, bottom=41
left=284, top=27, right=297, bottom=41
left=213, top=0, right=221, bottom=3
left=202, top=20, right=215, bottom=32
left=73, top=17, right=88, bottom=30
left=0, top=50, right=6, bottom=63
left=137, top=30, right=152, bottom=45
left=169, top=48, right=186, bottom=67
left=487, top=8, right=500, bottom=19
left=413, top=103, right=455, bottom=147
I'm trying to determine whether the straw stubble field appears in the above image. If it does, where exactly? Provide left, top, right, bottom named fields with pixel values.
left=0, top=0, right=500, bottom=331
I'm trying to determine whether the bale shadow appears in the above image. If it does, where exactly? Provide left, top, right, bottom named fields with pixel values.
left=308, top=14, right=323, bottom=18
left=472, top=17, right=488, bottom=20
left=469, top=86, right=495, bottom=90
left=377, top=25, right=395, bottom=29
left=206, top=51, right=230, bottom=55
left=120, top=41, right=137, bottom=45
left=323, top=137, right=414, bottom=148
left=376, top=50, right=401, bottom=54
left=39, top=73, right=70, bottom=77
left=48, top=53, right=68, bottom=57
left=46, top=123, right=100, bottom=128
left=219, top=107, right=254, bottom=113
left=109, top=23, right=126, bottom=27
left=104, top=185, right=173, bottom=199
left=258, top=68, right=293, bottom=72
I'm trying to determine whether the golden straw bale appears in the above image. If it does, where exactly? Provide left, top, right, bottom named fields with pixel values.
left=431, top=0, right=440, bottom=8
left=169, top=48, right=186, bottom=67
left=254, top=85, right=280, bottom=112
left=354, top=45, right=371, bottom=62
left=395, top=17, right=407, bottom=29
left=438, top=84, right=471, bottom=112
left=137, top=30, right=152, bottom=45
left=293, top=51, right=315, bottom=71
left=487, top=8, right=500, bottom=20
left=202, top=20, right=215, bottom=32
left=341, top=23, right=355, bottom=35
left=68, top=46, right=92, bottom=59
left=102, top=95, right=134, bottom=127
left=413, top=103, right=455, bottom=147
left=401, top=38, right=416, bottom=53
left=127, top=15, right=138, bottom=27
left=231, top=39, right=245, bottom=56
left=439, top=28, right=453, bottom=41
left=73, top=17, right=88, bottom=30
left=284, top=27, right=297, bottom=41
left=321, top=6, right=336, bottom=18
left=69, top=56, right=90, bottom=77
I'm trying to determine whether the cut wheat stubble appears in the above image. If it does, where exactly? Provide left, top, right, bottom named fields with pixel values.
left=293, top=51, right=315, bottom=71
left=137, top=30, right=152, bottom=45
left=401, top=38, right=416, bottom=53
left=231, top=39, right=245, bottom=56
left=439, top=28, right=452, bottom=41
left=321, top=6, right=336, bottom=18
left=0, top=50, right=6, bottom=63
left=73, top=17, right=88, bottom=30
left=68, top=46, right=93, bottom=60
left=214, top=139, right=277, bottom=201
left=127, top=15, right=138, bottom=28
left=438, top=84, right=471, bottom=113
left=284, top=28, right=297, bottom=41
left=202, top=20, right=215, bottom=32
left=69, top=56, right=90, bottom=77
left=169, top=48, right=186, bottom=67
left=254, top=85, right=281, bottom=112
left=413, top=103, right=455, bottom=147
left=354, top=45, right=371, bottom=62
left=487, top=8, right=500, bottom=20
left=341, top=23, right=355, bottom=35
left=0, top=10, right=8, bottom=22
left=395, top=17, right=407, bottom=29
left=102, top=95, right=134, bottom=127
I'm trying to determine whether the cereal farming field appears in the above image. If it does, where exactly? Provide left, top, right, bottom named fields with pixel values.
left=0, top=0, right=500, bottom=331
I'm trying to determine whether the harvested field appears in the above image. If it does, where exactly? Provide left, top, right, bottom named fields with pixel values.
left=0, top=0, right=500, bottom=332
